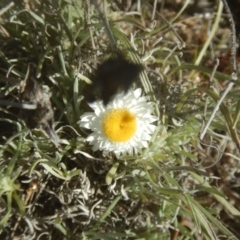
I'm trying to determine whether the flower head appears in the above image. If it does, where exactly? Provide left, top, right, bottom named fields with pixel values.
left=79, top=88, right=158, bottom=157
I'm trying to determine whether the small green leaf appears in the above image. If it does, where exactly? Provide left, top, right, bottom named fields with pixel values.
left=105, top=162, right=119, bottom=185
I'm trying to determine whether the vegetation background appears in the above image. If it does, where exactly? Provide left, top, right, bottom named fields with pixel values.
left=1, top=0, right=240, bottom=239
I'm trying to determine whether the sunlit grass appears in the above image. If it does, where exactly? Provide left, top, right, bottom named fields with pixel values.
left=0, top=0, right=240, bottom=239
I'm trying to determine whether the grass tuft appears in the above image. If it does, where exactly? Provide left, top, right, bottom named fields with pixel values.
left=0, top=0, right=240, bottom=239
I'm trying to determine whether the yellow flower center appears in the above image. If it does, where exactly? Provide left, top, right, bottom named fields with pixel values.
left=102, top=108, right=137, bottom=142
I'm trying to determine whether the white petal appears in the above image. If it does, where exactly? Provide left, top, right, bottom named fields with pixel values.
left=134, top=88, right=142, bottom=98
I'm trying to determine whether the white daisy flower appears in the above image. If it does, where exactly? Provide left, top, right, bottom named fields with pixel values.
left=78, top=88, right=158, bottom=157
